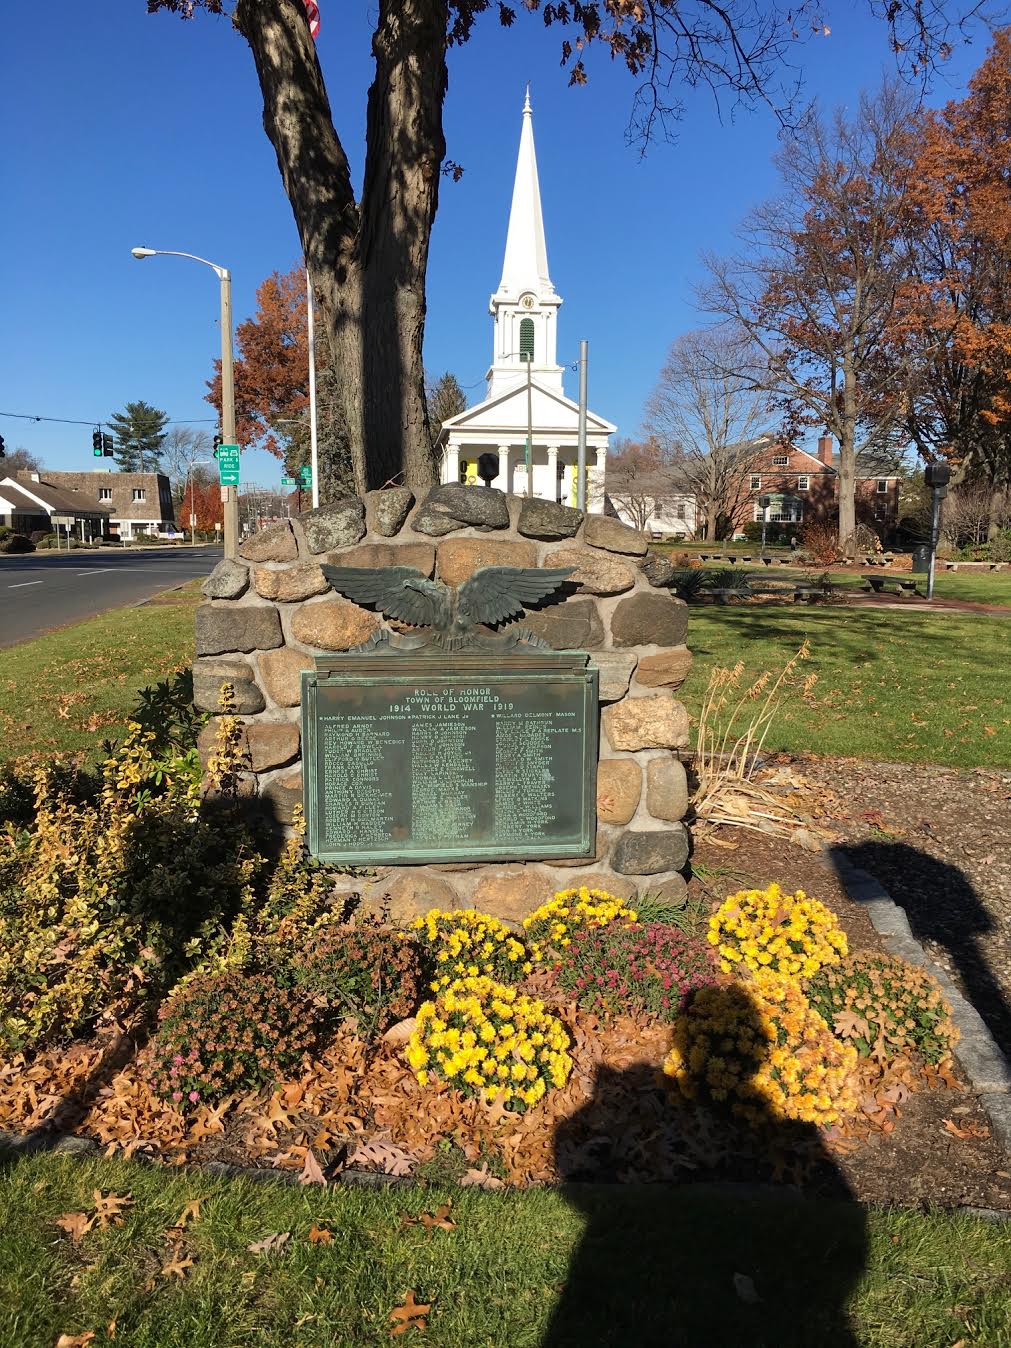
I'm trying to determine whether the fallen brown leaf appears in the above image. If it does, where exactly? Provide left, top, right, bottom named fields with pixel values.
left=942, top=1117, right=989, bottom=1141
left=459, top=1165, right=504, bottom=1190
left=91, top=1191, right=133, bottom=1230
left=389, top=1289, right=431, bottom=1336
left=299, top=1149, right=327, bottom=1187
left=308, top=1224, right=333, bottom=1245
left=161, top=1254, right=194, bottom=1281
left=54, top=1213, right=93, bottom=1244
left=174, top=1199, right=203, bottom=1228
left=55, top=1335, right=96, bottom=1348
left=247, top=1231, right=290, bottom=1256
left=400, top=1201, right=456, bottom=1234
left=733, top=1272, right=760, bottom=1304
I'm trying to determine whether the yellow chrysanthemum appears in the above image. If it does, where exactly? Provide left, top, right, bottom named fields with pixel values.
left=708, top=885, right=847, bottom=980
left=405, top=975, right=572, bottom=1112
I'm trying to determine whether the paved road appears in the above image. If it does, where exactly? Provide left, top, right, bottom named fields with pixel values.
left=0, top=547, right=221, bottom=648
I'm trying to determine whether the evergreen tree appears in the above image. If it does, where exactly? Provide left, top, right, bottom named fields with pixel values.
left=108, top=400, right=169, bottom=473
left=426, top=372, right=467, bottom=449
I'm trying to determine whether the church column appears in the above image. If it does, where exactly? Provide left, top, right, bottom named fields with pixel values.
left=496, top=445, right=513, bottom=494
left=546, top=446, right=560, bottom=503
left=445, top=443, right=460, bottom=485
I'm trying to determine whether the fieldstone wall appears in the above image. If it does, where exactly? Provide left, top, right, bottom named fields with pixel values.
left=195, top=485, right=694, bottom=921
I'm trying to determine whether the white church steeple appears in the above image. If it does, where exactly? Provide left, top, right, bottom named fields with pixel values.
left=487, top=88, right=563, bottom=399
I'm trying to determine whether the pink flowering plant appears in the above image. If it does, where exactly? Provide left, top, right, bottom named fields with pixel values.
left=150, top=970, right=316, bottom=1110
left=554, top=922, right=718, bottom=1022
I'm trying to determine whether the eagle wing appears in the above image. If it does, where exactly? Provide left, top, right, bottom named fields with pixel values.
left=457, top=566, right=575, bottom=627
left=320, top=565, right=443, bottom=627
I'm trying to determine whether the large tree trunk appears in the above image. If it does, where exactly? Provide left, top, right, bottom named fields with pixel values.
left=234, top=0, right=444, bottom=499
left=837, top=356, right=858, bottom=558
left=359, top=0, right=446, bottom=491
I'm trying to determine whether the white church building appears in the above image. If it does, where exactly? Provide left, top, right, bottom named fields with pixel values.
left=438, top=91, right=615, bottom=510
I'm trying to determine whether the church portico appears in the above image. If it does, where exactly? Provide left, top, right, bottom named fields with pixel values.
left=438, top=89, right=615, bottom=511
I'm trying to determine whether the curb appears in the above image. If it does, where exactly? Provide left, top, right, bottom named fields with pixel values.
left=828, top=848, right=1011, bottom=1158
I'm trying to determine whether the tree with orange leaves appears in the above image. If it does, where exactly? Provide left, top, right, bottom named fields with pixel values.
left=901, top=30, right=1011, bottom=535
left=206, top=266, right=354, bottom=492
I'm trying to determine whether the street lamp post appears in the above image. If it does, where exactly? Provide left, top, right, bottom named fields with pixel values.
left=186, top=458, right=212, bottom=546
left=758, top=495, right=771, bottom=555
left=131, top=247, right=240, bottom=558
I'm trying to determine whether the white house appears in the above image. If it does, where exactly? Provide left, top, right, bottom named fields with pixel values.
left=438, top=90, right=616, bottom=510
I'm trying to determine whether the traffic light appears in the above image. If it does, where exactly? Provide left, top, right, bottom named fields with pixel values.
left=102, top=434, right=114, bottom=456
left=0, top=435, right=6, bottom=458
left=93, top=430, right=102, bottom=457
left=213, top=434, right=223, bottom=459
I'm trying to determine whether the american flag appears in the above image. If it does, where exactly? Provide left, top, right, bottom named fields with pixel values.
left=304, top=0, right=320, bottom=39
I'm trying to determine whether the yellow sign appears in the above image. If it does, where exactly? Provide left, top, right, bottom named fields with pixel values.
left=459, top=458, right=479, bottom=486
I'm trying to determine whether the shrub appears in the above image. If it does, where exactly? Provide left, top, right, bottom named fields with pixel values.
left=806, top=950, right=959, bottom=1065
left=801, top=521, right=839, bottom=565
left=412, top=909, right=531, bottom=992
left=664, top=974, right=858, bottom=1127
left=523, top=887, right=636, bottom=964
left=742, top=521, right=788, bottom=545
left=554, top=921, right=717, bottom=1021
left=669, top=568, right=710, bottom=603
left=708, top=884, right=847, bottom=979
left=405, top=975, right=572, bottom=1111
left=150, top=970, right=315, bottom=1109
left=0, top=719, right=259, bottom=1053
left=291, top=919, right=423, bottom=1040
left=0, top=532, right=34, bottom=554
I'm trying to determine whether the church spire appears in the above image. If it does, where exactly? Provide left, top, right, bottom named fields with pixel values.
left=497, top=87, right=554, bottom=299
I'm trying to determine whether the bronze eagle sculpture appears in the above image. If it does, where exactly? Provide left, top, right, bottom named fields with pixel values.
left=320, top=563, right=575, bottom=651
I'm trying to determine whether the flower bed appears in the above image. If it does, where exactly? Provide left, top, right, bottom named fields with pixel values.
left=0, top=724, right=978, bottom=1198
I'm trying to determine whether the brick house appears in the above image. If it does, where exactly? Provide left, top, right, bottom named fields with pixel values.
left=17, top=469, right=176, bottom=541
left=734, top=434, right=901, bottom=537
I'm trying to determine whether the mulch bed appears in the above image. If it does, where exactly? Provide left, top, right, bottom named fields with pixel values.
left=3, top=818, right=1008, bottom=1211
left=791, top=755, right=1011, bottom=1057
left=686, top=826, right=1011, bottom=1210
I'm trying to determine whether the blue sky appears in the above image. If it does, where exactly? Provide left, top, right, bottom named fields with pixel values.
left=0, top=1, right=991, bottom=487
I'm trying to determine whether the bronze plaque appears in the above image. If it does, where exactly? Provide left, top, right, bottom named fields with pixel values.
left=302, top=650, right=598, bottom=865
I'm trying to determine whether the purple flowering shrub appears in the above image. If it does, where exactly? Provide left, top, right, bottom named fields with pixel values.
left=150, top=970, right=316, bottom=1110
left=554, top=922, right=718, bottom=1022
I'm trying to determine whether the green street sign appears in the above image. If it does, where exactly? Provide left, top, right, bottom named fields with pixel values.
left=281, top=475, right=297, bottom=487
left=299, top=465, right=313, bottom=485
left=216, top=443, right=240, bottom=487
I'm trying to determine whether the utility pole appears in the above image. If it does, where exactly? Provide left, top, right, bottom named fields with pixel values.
left=576, top=339, right=588, bottom=513
left=219, top=268, right=239, bottom=558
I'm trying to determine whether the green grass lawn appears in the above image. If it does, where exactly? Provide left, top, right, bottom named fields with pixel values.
left=684, top=607, right=1011, bottom=768
left=1, top=1151, right=1008, bottom=1348
left=0, top=587, right=200, bottom=765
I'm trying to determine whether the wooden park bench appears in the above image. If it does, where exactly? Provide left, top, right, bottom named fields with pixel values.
left=862, top=575, right=920, bottom=598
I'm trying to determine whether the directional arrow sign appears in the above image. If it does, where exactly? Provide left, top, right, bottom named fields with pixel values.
left=281, top=475, right=297, bottom=487
left=216, top=444, right=241, bottom=487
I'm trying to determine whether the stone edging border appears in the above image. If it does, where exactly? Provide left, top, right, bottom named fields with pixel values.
left=828, top=848, right=1011, bottom=1157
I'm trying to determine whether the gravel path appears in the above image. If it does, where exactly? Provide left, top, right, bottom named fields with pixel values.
left=798, top=758, right=1011, bottom=1057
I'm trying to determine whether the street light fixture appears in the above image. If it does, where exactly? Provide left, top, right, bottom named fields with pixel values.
left=130, top=246, right=239, bottom=558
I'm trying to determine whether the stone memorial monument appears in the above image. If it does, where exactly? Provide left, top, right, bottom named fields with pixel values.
left=196, top=486, right=693, bottom=921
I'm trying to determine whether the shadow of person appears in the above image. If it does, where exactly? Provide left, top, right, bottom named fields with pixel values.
left=541, top=984, right=867, bottom=1348
left=836, top=840, right=1011, bottom=1056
